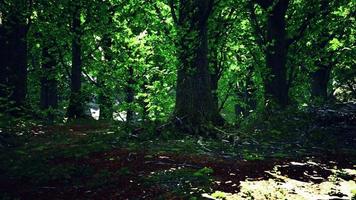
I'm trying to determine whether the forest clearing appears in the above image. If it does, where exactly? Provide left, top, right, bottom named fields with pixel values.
left=1, top=0, right=355, bottom=199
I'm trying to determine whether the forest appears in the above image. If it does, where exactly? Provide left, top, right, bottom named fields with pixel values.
left=0, top=0, right=355, bottom=199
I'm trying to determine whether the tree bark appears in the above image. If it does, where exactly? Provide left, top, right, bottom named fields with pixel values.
left=67, top=6, right=85, bottom=119
left=40, top=45, right=58, bottom=121
left=98, top=35, right=113, bottom=120
left=263, top=0, right=289, bottom=108
left=0, top=4, right=29, bottom=116
left=241, top=65, right=256, bottom=117
left=174, top=0, right=219, bottom=129
left=0, top=24, right=8, bottom=100
left=311, top=62, right=332, bottom=103
left=126, top=66, right=135, bottom=123
left=210, top=71, right=225, bottom=125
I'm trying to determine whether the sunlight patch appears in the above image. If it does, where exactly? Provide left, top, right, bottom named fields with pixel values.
left=203, top=163, right=356, bottom=200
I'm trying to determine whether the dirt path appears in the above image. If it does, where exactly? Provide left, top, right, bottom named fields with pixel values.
left=2, top=147, right=354, bottom=200
left=1, top=122, right=355, bottom=199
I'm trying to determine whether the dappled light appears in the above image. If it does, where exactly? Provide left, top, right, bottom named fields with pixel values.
left=204, top=161, right=356, bottom=199
left=1, top=0, right=355, bottom=199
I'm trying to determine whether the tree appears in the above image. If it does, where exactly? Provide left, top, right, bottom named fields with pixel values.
left=40, top=44, right=58, bottom=121
left=309, top=1, right=353, bottom=103
left=252, top=0, right=290, bottom=108
left=67, top=3, right=85, bottom=119
left=169, top=0, right=221, bottom=130
left=0, top=0, right=30, bottom=116
left=286, top=0, right=354, bottom=104
left=208, top=2, right=240, bottom=125
left=97, top=34, right=114, bottom=120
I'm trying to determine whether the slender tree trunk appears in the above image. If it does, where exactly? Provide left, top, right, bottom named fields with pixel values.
left=98, top=35, right=113, bottom=120
left=67, top=6, right=85, bottom=119
left=242, top=65, right=256, bottom=116
left=311, top=62, right=332, bottom=103
left=263, top=0, right=289, bottom=108
left=174, top=0, right=219, bottom=129
left=210, top=72, right=225, bottom=125
left=140, top=78, right=149, bottom=121
left=126, top=66, right=135, bottom=123
left=40, top=46, right=58, bottom=121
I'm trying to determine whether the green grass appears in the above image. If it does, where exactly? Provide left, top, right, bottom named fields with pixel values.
left=144, top=167, right=214, bottom=197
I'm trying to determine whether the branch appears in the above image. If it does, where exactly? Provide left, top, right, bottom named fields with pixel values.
left=287, top=12, right=316, bottom=46
left=82, top=40, right=102, bottom=63
left=82, top=69, right=100, bottom=87
left=212, top=7, right=237, bottom=40
left=218, top=80, right=235, bottom=112
left=287, top=1, right=331, bottom=46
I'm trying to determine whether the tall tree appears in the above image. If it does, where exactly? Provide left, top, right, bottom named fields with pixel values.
left=250, top=0, right=332, bottom=109
left=126, top=65, right=135, bottom=123
left=208, top=3, right=240, bottom=125
left=253, top=0, right=290, bottom=108
left=98, top=34, right=114, bottom=120
left=0, top=15, right=8, bottom=101
left=96, top=2, right=116, bottom=121
left=170, top=0, right=220, bottom=130
left=40, top=44, right=58, bottom=121
left=67, top=4, right=85, bottom=119
left=0, top=0, right=30, bottom=116
left=309, top=1, right=352, bottom=103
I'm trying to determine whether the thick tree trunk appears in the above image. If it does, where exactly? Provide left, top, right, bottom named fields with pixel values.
left=1, top=8, right=28, bottom=116
left=174, top=0, right=219, bottom=129
left=98, top=36, right=113, bottom=120
left=67, top=6, right=85, bottom=119
left=40, top=46, right=58, bottom=121
left=0, top=24, right=8, bottom=100
left=126, top=66, right=135, bottom=123
left=311, top=63, right=332, bottom=102
left=263, top=0, right=289, bottom=108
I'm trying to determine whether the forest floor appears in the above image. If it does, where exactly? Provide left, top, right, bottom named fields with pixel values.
left=0, top=107, right=356, bottom=199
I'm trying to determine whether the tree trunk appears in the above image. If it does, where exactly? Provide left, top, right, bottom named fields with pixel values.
left=98, top=35, right=113, bottom=120
left=210, top=72, right=225, bottom=125
left=311, top=63, right=332, bottom=103
left=126, top=66, right=135, bottom=123
left=40, top=46, right=58, bottom=121
left=1, top=6, right=29, bottom=116
left=98, top=87, right=113, bottom=120
left=264, top=0, right=289, bottom=108
left=0, top=24, right=8, bottom=101
left=242, top=65, right=256, bottom=117
left=174, top=0, right=219, bottom=129
left=140, top=78, right=149, bottom=122
left=67, top=6, right=85, bottom=119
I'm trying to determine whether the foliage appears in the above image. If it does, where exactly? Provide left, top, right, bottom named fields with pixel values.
left=0, top=0, right=355, bottom=198
left=145, top=167, right=214, bottom=197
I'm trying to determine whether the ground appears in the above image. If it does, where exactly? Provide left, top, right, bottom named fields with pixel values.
left=0, top=113, right=355, bottom=199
